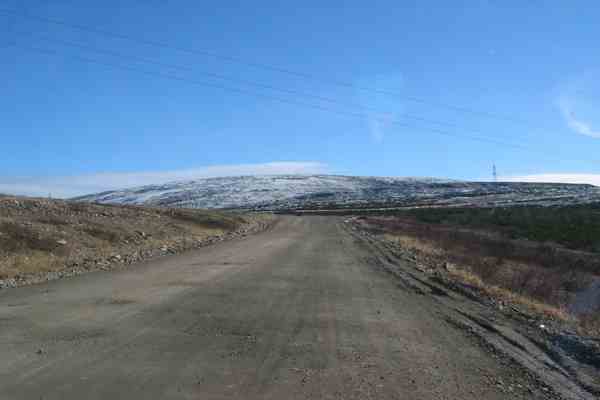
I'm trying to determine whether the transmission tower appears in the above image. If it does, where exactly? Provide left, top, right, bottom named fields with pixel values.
left=493, top=164, right=498, bottom=182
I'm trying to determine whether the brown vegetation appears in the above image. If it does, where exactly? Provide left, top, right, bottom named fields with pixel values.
left=357, top=214, right=600, bottom=333
left=0, top=196, right=267, bottom=285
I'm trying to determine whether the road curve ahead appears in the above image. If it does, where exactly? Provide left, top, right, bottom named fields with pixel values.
left=0, top=217, right=583, bottom=399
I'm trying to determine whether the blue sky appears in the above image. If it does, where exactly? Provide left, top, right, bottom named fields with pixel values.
left=1, top=1, right=600, bottom=197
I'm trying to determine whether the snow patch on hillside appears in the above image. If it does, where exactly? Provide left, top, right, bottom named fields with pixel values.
left=74, top=175, right=600, bottom=210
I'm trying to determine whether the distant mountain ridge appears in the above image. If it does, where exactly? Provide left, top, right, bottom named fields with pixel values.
left=73, top=175, right=600, bottom=210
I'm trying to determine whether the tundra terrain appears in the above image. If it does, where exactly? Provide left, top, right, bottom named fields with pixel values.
left=0, top=195, right=269, bottom=289
left=74, top=175, right=600, bottom=210
left=1, top=215, right=598, bottom=399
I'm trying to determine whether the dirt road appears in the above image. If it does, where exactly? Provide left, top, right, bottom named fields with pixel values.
left=0, top=217, right=592, bottom=399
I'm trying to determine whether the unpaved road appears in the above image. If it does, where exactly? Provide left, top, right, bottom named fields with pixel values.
left=0, top=217, right=592, bottom=399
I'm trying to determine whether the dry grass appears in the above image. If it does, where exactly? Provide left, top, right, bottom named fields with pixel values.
left=366, top=216, right=600, bottom=275
left=365, top=217, right=594, bottom=303
left=382, top=233, right=443, bottom=256
left=362, top=216, right=599, bottom=334
left=0, top=196, right=265, bottom=281
left=579, top=313, right=600, bottom=337
left=1, top=252, right=63, bottom=278
left=384, top=231, right=573, bottom=321
left=448, top=268, right=572, bottom=321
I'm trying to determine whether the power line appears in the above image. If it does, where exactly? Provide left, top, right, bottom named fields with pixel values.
left=0, top=7, right=536, bottom=127
left=11, top=30, right=512, bottom=134
left=5, top=41, right=574, bottom=162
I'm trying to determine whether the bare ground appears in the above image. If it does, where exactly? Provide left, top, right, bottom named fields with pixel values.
left=353, top=215, right=600, bottom=334
left=0, top=196, right=270, bottom=288
left=0, top=216, right=597, bottom=399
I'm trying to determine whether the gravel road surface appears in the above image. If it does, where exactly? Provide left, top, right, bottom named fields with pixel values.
left=0, top=217, right=592, bottom=399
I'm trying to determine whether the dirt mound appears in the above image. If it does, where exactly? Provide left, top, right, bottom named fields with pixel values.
left=0, top=196, right=269, bottom=288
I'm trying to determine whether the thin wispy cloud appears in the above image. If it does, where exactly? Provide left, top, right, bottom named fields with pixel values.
left=368, top=114, right=395, bottom=144
left=503, top=173, right=600, bottom=187
left=558, top=97, right=600, bottom=139
left=356, top=74, right=405, bottom=143
left=0, top=161, right=328, bottom=198
left=557, top=71, right=600, bottom=139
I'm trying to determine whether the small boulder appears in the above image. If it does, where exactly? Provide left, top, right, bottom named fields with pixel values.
left=443, top=262, right=457, bottom=272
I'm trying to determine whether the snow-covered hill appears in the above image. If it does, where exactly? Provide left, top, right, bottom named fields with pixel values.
left=73, top=175, right=600, bottom=210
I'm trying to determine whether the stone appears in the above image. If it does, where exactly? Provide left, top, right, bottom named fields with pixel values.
left=443, top=262, right=457, bottom=272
